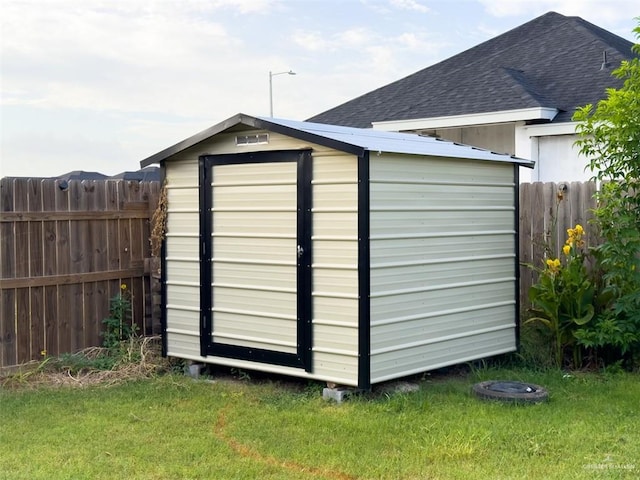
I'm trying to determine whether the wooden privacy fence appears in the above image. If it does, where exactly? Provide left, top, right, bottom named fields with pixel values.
left=0, top=178, right=599, bottom=369
left=0, top=178, right=161, bottom=370
left=519, top=181, right=599, bottom=311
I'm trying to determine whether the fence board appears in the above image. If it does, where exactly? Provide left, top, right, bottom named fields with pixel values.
left=83, top=281, right=96, bottom=348
left=13, top=180, right=30, bottom=364
left=519, top=182, right=533, bottom=311
left=91, top=182, right=108, bottom=348
left=0, top=267, right=145, bottom=289
left=16, top=290, right=30, bottom=364
left=107, top=181, right=120, bottom=272
left=28, top=179, right=44, bottom=362
left=56, top=283, right=72, bottom=356
left=30, top=287, right=44, bottom=361
left=132, top=276, right=144, bottom=334
left=0, top=179, right=15, bottom=366
left=54, top=180, right=72, bottom=358
left=0, top=179, right=160, bottom=370
left=1, top=210, right=149, bottom=221
left=518, top=181, right=599, bottom=314
left=44, top=285, right=58, bottom=358
left=556, top=183, right=572, bottom=252
left=65, top=181, right=83, bottom=352
left=1, top=290, right=16, bottom=367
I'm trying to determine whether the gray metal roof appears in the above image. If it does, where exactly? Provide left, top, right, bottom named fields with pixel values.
left=140, top=113, right=534, bottom=168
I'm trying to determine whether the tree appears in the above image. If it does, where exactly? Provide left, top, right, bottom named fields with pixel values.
left=572, top=18, right=640, bottom=363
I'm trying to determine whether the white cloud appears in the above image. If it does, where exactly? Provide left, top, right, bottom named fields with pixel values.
left=292, top=31, right=332, bottom=51
left=0, top=0, right=302, bottom=177
left=389, top=0, right=429, bottom=13
left=338, top=27, right=374, bottom=47
left=396, top=32, right=429, bottom=49
left=477, top=0, right=638, bottom=25
left=209, top=0, right=276, bottom=14
left=293, top=27, right=375, bottom=51
left=365, top=45, right=395, bottom=73
left=0, top=0, right=274, bottom=119
left=1, top=2, right=236, bottom=70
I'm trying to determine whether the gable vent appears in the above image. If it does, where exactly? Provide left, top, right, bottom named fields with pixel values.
left=236, top=133, right=269, bottom=146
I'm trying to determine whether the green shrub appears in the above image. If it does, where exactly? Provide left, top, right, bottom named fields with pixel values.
left=102, top=284, right=138, bottom=351
left=572, top=19, right=640, bottom=367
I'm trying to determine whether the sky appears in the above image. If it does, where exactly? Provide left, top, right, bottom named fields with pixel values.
left=1, top=0, right=638, bottom=178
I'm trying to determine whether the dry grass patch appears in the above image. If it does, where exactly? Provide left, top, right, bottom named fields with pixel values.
left=0, top=336, right=172, bottom=389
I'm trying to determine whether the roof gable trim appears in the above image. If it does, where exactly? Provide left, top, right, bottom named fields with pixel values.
left=140, top=114, right=364, bottom=167
left=521, top=121, right=578, bottom=137
left=371, top=107, right=559, bottom=132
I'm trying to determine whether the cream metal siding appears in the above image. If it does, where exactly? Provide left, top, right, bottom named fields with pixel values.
left=163, top=159, right=203, bottom=360
left=210, top=161, right=298, bottom=354
left=162, top=129, right=360, bottom=385
left=311, top=151, right=359, bottom=385
left=369, top=154, right=517, bottom=383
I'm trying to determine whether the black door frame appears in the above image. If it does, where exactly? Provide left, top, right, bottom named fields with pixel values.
left=198, top=149, right=313, bottom=371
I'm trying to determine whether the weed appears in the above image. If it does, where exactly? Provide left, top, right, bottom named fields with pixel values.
left=230, top=368, right=251, bottom=381
left=102, top=284, right=138, bottom=351
left=52, top=351, right=117, bottom=373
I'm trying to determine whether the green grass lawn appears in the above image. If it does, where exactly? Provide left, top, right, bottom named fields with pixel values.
left=1, top=367, right=639, bottom=479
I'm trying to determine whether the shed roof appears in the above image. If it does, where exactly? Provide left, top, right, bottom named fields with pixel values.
left=140, top=113, right=533, bottom=168
left=307, top=11, right=636, bottom=128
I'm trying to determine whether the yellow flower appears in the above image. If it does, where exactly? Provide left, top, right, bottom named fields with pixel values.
left=562, top=244, right=571, bottom=256
left=565, top=224, right=585, bottom=249
left=120, top=284, right=127, bottom=291
left=546, top=258, right=561, bottom=273
left=40, top=349, right=47, bottom=357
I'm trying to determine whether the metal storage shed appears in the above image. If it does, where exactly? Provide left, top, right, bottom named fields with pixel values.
left=140, top=113, right=534, bottom=390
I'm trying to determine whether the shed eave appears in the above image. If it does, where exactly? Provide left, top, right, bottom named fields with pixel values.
left=140, top=113, right=251, bottom=167
left=139, top=113, right=364, bottom=167
left=140, top=113, right=533, bottom=168
left=258, top=116, right=534, bottom=168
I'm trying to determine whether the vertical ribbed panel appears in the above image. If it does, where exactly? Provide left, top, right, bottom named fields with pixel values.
left=163, top=159, right=204, bottom=359
left=210, top=161, right=298, bottom=354
left=369, top=154, right=518, bottom=383
left=311, top=152, right=359, bottom=385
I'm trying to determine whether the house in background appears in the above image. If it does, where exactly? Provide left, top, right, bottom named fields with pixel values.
left=308, top=12, right=636, bottom=183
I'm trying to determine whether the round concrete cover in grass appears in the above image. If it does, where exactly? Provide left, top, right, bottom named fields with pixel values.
left=472, top=380, right=549, bottom=403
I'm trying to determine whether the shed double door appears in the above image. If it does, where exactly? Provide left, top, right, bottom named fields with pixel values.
left=199, top=150, right=312, bottom=371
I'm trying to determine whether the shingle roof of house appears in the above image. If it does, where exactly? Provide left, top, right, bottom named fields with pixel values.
left=307, top=12, right=636, bottom=128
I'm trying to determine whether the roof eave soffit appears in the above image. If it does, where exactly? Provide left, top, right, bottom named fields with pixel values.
left=371, top=107, right=559, bottom=132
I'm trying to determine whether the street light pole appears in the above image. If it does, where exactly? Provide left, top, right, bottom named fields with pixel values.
left=269, top=70, right=296, bottom=117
